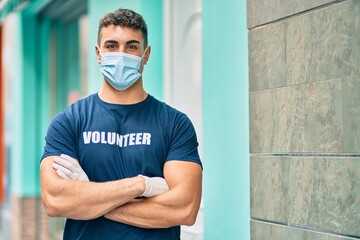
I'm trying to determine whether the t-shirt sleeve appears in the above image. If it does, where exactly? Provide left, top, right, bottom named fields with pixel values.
left=41, top=111, right=77, bottom=160
left=166, top=114, right=202, bottom=168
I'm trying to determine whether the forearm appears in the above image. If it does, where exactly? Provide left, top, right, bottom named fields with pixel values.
left=104, top=161, right=203, bottom=228
left=105, top=186, right=201, bottom=228
left=46, top=178, right=143, bottom=220
left=105, top=161, right=202, bottom=228
left=40, top=157, right=145, bottom=220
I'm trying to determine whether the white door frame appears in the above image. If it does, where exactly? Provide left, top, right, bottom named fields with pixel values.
left=163, top=0, right=203, bottom=239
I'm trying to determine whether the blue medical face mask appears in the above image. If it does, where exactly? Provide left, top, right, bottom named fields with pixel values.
left=100, top=48, right=147, bottom=91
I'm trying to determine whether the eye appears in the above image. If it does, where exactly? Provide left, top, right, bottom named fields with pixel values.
left=104, top=42, right=119, bottom=50
left=127, top=45, right=138, bottom=51
left=106, top=44, right=117, bottom=49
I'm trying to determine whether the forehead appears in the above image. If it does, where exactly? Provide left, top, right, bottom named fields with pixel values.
left=99, top=25, right=144, bottom=45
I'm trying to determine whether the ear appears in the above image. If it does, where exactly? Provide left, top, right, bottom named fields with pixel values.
left=143, top=46, right=151, bottom=65
left=95, top=45, right=101, bottom=64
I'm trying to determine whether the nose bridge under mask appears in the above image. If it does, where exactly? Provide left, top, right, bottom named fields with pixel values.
left=98, top=46, right=148, bottom=61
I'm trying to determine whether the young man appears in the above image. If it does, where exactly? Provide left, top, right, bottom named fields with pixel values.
left=40, top=8, right=202, bottom=240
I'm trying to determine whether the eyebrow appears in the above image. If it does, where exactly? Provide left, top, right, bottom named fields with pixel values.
left=103, top=40, right=141, bottom=45
left=104, top=40, right=119, bottom=45
left=126, top=40, right=140, bottom=45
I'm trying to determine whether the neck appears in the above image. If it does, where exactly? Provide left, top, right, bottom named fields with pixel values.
left=98, top=78, right=148, bottom=104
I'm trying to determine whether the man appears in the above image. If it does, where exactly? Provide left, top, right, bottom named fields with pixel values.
left=40, top=8, right=202, bottom=240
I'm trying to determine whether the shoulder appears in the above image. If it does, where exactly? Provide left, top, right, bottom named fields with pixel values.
left=50, top=94, right=96, bottom=126
left=67, top=93, right=97, bottom=113
left=149, top=96, right=195, bottom=136
left=62, top=94, right=96, bottom=116
left=149, top=95, right=188, bottom=121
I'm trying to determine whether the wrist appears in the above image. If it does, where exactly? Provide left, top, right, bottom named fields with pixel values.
left=136, top=175, right=146, bottom=197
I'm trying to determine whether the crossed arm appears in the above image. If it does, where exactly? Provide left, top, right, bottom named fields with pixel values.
left=40, top=156, right=202, bottom=228
left=105, top=160, right=202, bottom=228
left=40, top=156, right=146, bottom=220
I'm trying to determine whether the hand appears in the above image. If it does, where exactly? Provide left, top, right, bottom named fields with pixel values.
left=52, top=154, right=89, bottom=181
left=138, top=175, right=169, bottom=198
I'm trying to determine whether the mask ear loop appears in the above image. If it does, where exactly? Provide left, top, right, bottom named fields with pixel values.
left=141, top=46, right=149, bottom=61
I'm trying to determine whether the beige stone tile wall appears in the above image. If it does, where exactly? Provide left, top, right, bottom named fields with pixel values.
left=248, top=0, right=360, bottom=239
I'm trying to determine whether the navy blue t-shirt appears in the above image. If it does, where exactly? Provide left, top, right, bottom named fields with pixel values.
left=42, top=93, right=202, bottom=240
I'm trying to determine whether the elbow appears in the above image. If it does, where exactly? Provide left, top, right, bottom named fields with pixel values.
left=181, top=211, right=198, bottom=226
left=41, top=186, right=68, bottom=218
left=161, top=204, right=199, bottom=228
left=42, top=194, right=62, bottom=217
left=175, top=195, right=201, bottom=226
left=44, top=207, right=59, bottom=218
left=179, top=204, right=200, bottom=226
left=41, top=193, right=98, bottom=220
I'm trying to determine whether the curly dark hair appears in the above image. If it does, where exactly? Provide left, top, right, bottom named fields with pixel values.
left=97, top=8, right=148, bottom=47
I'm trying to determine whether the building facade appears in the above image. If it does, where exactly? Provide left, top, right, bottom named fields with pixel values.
left=1, top=0, right=358, bottom=240
left=0, top=0, right=249, bottom=239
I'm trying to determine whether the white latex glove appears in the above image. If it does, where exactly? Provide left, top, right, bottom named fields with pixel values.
left=52, top=154, right=89, bottom=181
left=138, top=175, right=169, bottom=198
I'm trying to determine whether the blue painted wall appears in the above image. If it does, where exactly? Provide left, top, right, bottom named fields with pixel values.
left=202, top=0, right=250, bottom=239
